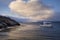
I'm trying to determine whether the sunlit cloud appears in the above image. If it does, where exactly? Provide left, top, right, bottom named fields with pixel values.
left=9, top=0, right=54, bottom=22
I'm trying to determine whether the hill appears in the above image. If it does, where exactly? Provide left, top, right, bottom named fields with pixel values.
left=0, top=15, right=20, bottom=31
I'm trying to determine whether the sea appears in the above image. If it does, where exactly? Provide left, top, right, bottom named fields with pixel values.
left=0, top=22, right=60, bottom=40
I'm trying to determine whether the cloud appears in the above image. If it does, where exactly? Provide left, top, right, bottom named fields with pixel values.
left=9, top=0, right=54, bottom=22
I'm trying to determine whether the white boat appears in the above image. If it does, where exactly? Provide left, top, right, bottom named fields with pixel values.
left=40, top=22, right=52, bottom=27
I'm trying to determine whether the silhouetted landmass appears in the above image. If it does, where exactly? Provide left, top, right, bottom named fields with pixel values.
left=0, top=15, right=20, bottom=31
left=23, top=21, right=60, bottom=25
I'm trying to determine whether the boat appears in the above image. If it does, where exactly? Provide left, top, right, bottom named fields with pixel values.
left=40, top=22, right=52, bottom=27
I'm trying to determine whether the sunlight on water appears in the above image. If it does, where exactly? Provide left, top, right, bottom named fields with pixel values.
left=8, top=24, right=42, bottom=39
left=0, top=23, right=60, bottom=40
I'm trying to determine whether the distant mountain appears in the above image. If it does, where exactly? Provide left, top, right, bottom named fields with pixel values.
left=1, top=12, right=60, bottom=23
left=9, top=16, right=60, bottom=23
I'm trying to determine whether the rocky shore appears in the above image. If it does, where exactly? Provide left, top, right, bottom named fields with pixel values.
left=0, top=15, right=20, bottom=31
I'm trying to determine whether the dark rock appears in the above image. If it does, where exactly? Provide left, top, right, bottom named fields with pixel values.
left=0, top=15, right=20, bottom=31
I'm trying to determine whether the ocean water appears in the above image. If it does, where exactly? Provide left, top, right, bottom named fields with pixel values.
left=0, top=22, right=60, bottom=40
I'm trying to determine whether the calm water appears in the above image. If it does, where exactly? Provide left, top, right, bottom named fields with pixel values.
left=0, top=22, right=60, bottom=40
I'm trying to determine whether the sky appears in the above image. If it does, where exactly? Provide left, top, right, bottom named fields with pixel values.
left=0, top=0, right=60, bottom=21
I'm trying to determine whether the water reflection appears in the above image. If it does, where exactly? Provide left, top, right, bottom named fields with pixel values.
left=0, top=23, right=60, bottom=40
left=8, top=24, right=42, bottom=39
